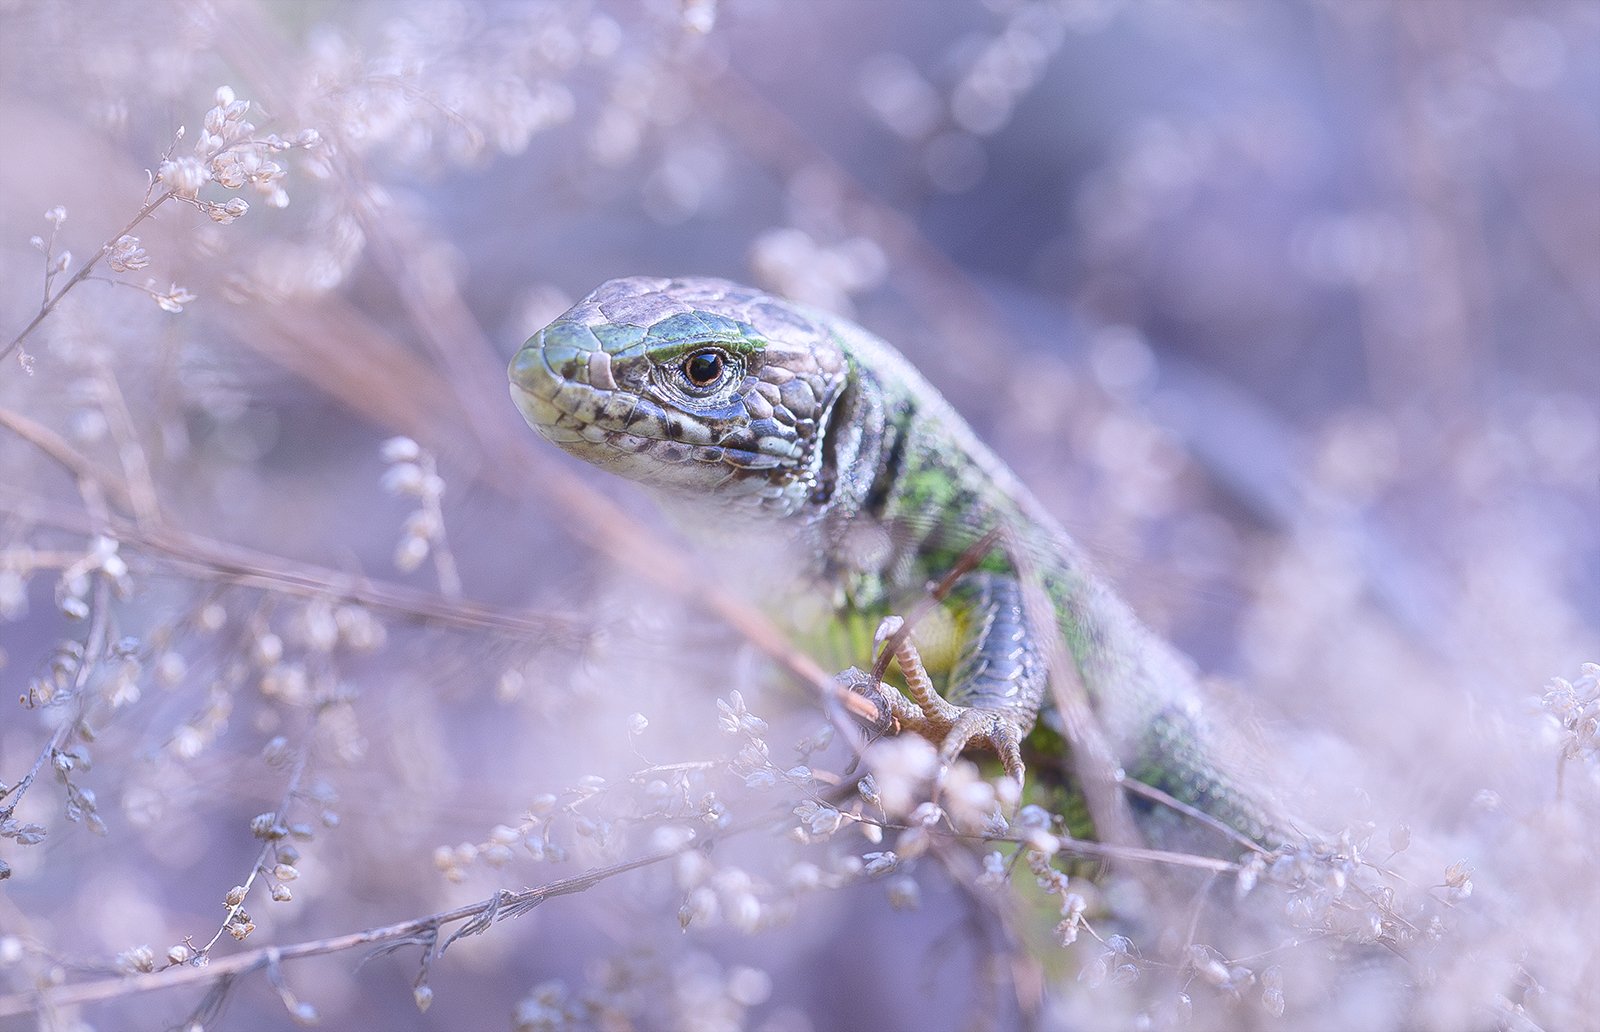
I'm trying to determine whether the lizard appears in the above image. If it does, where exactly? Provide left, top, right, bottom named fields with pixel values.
left=508, top=275, right=1294, bottom=849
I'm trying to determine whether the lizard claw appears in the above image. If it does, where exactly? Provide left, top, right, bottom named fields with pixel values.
left=936, top=708, right=1027, bottom=786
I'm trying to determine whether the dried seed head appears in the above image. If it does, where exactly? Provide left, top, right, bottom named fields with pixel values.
left=115, top=945, right=157, bottom=974
left=106, top=235, right=151, bottom=273
left=158, top=157, right=210, bottom=199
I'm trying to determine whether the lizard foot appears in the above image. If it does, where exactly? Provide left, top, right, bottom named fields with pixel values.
left=866, top=616, right=1028, bottom=786
left=932, top=706, right=1027, bottom=785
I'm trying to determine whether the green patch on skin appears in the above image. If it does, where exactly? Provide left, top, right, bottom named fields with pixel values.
left=591, top=320, right=648, bottom=354
left=900, top=467, right=958, bottom=515
left=642, top=311, right=768, bottom=359
left=539, top=320, right=603, bottom=356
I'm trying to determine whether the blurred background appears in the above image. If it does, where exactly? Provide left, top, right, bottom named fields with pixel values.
left=1, top=0, right=1596, bottom=1029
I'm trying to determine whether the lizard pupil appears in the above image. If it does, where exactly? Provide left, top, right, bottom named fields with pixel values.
left=683, top=350, right=724, bottom=387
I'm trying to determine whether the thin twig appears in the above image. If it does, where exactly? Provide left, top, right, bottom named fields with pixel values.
left=195, top=733, right=314, bottom=959
left=1, top=192, right=176, bottom=367
left=0, top=774, right=846, bottom=1021
left=871, top=527, right=1003, bottom=686
left=0, top=408, right=134, bottom=517
left=921, top=820, right=1240, bottom=875
left=92, top=358, right=162, bottom=528
left=1006, top=520, right=1143, bottom=854
left=0, top=574, right=113, bottom=819
left=1119, top=777, right=1267, bottom=856
left=0, top=490, right=590, bottom=645
left=0, top=851, right=668, bottom=1016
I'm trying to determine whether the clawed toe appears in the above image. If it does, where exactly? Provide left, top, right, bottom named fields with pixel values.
left=938, top=709, right=1027, bottom=785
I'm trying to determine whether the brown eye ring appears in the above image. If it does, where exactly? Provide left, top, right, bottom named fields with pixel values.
left=682, top=349, right=725, bottom=388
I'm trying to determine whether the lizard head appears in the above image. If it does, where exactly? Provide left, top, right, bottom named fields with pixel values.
left=510, top=276, right=851, bottom=516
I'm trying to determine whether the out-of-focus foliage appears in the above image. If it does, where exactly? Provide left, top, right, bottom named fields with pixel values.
left=0, top=1, right=1595, bottom=1029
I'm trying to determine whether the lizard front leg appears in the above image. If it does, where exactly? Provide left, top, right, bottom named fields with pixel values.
left=852, top=571, right=1047, bottom=785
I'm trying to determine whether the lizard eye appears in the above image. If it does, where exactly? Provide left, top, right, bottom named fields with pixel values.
left=682, top=349, right=726, bottom=388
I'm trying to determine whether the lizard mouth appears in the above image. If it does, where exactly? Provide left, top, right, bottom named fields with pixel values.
left=509, top=374, right=786, bottom=484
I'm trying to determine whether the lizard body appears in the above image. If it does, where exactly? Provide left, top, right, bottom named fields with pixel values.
left=510, top=276, right=1288, bottom=846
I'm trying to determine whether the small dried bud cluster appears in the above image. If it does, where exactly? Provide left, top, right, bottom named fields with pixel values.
left=1023, top=845, right=1088, bottom=947
left=105, top=234, right=150, bottom=273
left=202, top=767, right=333, bottom=958
left=380, top=437, right=459, bottom=595
left=434, top=794, right=571, bottom=883
left=107, top=85, right=321, bottom=317
left=861, top=735, right=939, bottom=818
left=721, top=690, right=823, bottom=796
left=1543, top=663, right=1600, bottom=777
left=1, top=819, right=47, bottom=851
left=148, top=282, right=198, bottom=314
left=159, top=85, right=317, bottom=211
left=1079, top=934, right=1142, bottom=991
left=114, top=945, right=157, bottom=974
left=1442, top=859, right=1474, bottom=902
left=18, top=538, right=137, bottom=713
left=675, top=860, right=783, bottom=935
left=225, top=908, right=256, bottom=941
left=56, top=536, right=132, bottom=621
left=157, top=155, right=209, bottom=201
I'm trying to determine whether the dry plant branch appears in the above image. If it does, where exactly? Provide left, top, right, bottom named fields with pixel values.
left=1, top=755, right=1256, bottom=1020
left=0, top=407, right=132, bottom=519
left=0, top=490, right=589, bottom=645
left=0, top=846, right=685, bottom=1018
left=88, top=360, right=161, bottom=528
left=1, top=192, right=175, bottom=368
left=1120, top=776, right=1268, bottom=856
left=0, top=408, right=593, bottom=642
left=0, top=574, right=112, bottom=821
left=865, top=815, right=1243, bottom=876
left=8, top=772, right=869, bottom=1017
left=193, top=732, right=315, bottom=960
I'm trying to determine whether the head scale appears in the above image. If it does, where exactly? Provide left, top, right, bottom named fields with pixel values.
left=510, top=277, right=850, bottom=516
